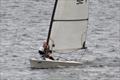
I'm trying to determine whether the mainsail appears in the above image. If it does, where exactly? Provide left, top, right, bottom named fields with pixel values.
left=47, top=0, right=88, bottom=51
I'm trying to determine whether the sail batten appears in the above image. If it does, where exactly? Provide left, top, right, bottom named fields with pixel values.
left=48, top=0, right=88, bottom=52
left=53, top=19, right=88, bottom=22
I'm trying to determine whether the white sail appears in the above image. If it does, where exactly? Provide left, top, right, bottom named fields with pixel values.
left=48, top=0, right=88, bottom=51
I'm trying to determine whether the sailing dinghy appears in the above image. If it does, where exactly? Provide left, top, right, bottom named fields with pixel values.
left=30, top=0, right=88, bottom=69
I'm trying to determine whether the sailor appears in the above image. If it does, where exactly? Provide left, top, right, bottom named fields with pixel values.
left=38, top=42, right=54, bottom=60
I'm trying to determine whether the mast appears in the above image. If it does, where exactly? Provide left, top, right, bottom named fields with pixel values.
left=47, top=0, right=58, bottom=45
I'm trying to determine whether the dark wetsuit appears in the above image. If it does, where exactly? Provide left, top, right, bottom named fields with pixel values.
left=38, top=48, right=54, bottom=60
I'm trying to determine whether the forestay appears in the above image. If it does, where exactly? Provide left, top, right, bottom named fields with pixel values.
left=48, top=0, right=88, bottom=51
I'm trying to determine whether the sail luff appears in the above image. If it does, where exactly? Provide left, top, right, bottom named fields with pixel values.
left=47, top=0, right=58, bottom=45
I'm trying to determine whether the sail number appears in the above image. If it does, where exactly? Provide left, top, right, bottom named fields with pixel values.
left=76, top=0, right=87, bottom=4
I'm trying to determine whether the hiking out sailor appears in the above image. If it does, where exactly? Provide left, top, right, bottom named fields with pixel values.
left=38, top=42, right=54, bottom=60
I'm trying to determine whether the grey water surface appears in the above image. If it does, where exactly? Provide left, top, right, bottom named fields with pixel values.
left=0, top=0, right=120, bottom=80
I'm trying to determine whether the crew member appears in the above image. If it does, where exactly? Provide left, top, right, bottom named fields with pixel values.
left=38, top=42, right=54, bottom=60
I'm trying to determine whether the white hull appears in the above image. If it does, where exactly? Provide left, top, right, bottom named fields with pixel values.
left=30, top=58, right=81, bottom=69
